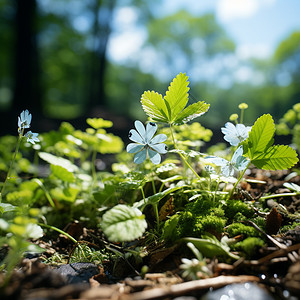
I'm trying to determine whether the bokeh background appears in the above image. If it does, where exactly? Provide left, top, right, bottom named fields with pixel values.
left=1, top=0, right=300, bottom=140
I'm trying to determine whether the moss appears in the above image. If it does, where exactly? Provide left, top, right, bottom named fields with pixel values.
left=232, top=237, right=265, bottom=258
left=226, top=223, right=260, bottom=238
left=280, top=222, right=300, bottom=233
left=197, top=214, right=226, bottom=236
left=223, top=199, right=255, bottom=220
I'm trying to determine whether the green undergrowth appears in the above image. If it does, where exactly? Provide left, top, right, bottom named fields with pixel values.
left=0, top=73, right=299, bottom=284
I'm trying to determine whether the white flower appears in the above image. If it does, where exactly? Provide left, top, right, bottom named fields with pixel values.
left=18, top=110, right=32, bottom=131
left=25, top=131, right=40, bottom=144
left=127, top=121, right=167, bottom=164
left=221, top=122, right=251, bottom=146
left=26, top=223, right=43, bottom=240
left=205, top=145, right=249, bottom=177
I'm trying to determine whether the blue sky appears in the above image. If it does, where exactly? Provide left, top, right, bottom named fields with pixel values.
left=108, top=0, right=300, bottom=62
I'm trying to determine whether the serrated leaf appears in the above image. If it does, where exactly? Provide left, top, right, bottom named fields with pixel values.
left=251, top=145, right=298, bottom=170
left=247, top=114, right=275, bottom=159
left=101, top=204, right=147, bottom=242
left=174, top=101, right=210, bottom=125
left=141, top=90, right=169, bottom=122
left=38, top=152, right=78, bottom=172
left=164, top=73, right=190, bottom=123
left=50, top=165, right=75, bottom=183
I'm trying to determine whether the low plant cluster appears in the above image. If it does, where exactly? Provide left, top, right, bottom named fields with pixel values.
left=0, top=73, right=300, bottom=285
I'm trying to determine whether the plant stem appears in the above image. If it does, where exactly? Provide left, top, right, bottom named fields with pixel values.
left=33, top=179, right=56, bottom=208
left=240, top=108, right=245, bottom=124
left=169, top=124, right=202, bottom=181
left=227, top=161, right=251, bottom=200
left=260, top=192, right=299, bottom=200
left=91, top=149, right=97, bottom=181
left=38, top=223, right=78, bottom=244
left=140, top=186, right=146, bottom=205
left=0, top=130, right=24, bottom=201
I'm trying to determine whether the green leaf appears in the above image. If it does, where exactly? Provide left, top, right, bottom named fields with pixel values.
left=101, top=204, right=147, bottom=242
left=181, top=235, right=240, bottom=260
left=38, top=152, right=78, bottom=172
left=50, top=186, right=79, bottom=202
left=0, top=203, right=16, bottom=214
left=251, top=145, right=298, bottom=170
left=141, top=90, right=169, bottom=123
left=247, top=114, right=275, bottom=159
left=133, top=185, right=186, bottom=210
left=174, top=101, right=210, bottom=125
left=87, top=118, right=113, bottom=129
left=50, top=165, right=75, bottom=183
left=283, top=182, right=300, bottom=192
left=162, top=214, right=180, bottom=242
left=96, top=134, right=123, bottom=154
left=164, top=72, right=190, bottom=123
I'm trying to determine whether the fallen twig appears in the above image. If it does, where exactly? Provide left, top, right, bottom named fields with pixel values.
left=120, top=275, right=259, bottom=300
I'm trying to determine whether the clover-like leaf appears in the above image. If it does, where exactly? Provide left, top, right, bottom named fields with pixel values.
left=141, top=91, right=169, bottom=123
left=247, top=114, right=275, bottom=159
left=101, top=204, right=147, bottom=242
left=174, top=101, right=210, bottom=125
left=164, top=72, right=190, bottom=123
left=251, top=145, right=298, bottom=170
left=141, top=73, right=209, bottom=125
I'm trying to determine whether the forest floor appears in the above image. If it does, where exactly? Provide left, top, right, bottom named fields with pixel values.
left=0, top=168, right=300, bottom=300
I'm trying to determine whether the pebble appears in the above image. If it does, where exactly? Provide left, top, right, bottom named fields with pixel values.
left=201, top=282, right=274, bottom=300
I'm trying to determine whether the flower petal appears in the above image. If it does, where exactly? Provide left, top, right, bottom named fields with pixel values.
left=148, top=148, right=161, bottom=164
left=134, top=120, right=146, bottom=137
left=129, top=129, right=144, bottom=144
left=134, top=149, right=147, bottom=164
left=231, top=145, right=243, bottom=164
left=150, top=134, right=167, bottom=144
left=150, top=143, right=167, bottom=154
left=205, top=156, right=228, bottom=167
left=145, top=122, right=157, bottom=143
left=221, top=165, right=234, bottom=177
left=127, top=143, right=145, bottom=153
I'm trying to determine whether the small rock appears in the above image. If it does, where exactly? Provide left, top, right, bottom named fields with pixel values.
left=54, top=262, right=99, bottom=284
left=201, top=282, right=274, bottom=300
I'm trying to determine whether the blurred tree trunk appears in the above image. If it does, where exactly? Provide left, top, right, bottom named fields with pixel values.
left=12, top=0, right=41, bottom=116
left=88, top=0, right=116, bottom=111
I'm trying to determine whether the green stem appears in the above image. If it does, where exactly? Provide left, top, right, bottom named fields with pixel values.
left=169, top=124, right=202, bottom=181
left=260, top=192, right=299, bottom=200
left=153, top=204, right=160, bottom=231
left=240, top=109, right=244, bottom=124
left=33, top=178, right=56, bottom=208
left=0, top=130, right=24, bottom=201
left=140, top=186, right=146, bottom=205
left=227, top=161, right=251, bottom=200
left=38, top=223, right=78, bottom=244
left=91, top=149, right=97, bottom=181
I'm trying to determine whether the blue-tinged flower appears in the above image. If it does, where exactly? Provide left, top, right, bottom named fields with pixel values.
left=18, top=109, right=32, bottom=131
left=205, top=146, right=249, bottom=177
left=221, top=122, right=251, bottom=146
left=25, top=131, right=39, bottom=144
left=127, top=120, right=168, bottom=164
